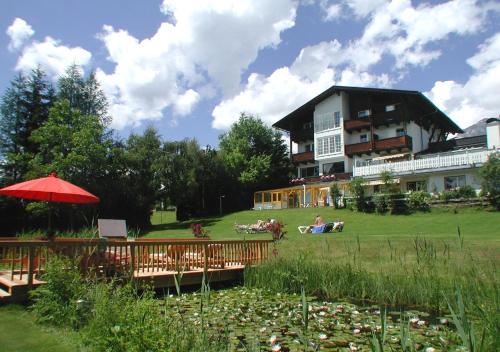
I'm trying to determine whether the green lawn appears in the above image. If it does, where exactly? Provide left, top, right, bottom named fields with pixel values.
left=147, top=207, right=499, bottom=260
left=0, top=305, right=84, bottom=352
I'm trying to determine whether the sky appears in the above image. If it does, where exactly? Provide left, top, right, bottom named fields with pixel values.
left=1, top=0, right=499, bottom=147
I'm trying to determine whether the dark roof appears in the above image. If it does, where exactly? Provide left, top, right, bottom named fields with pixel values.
left=419, top=135, right=487, bottom=154
left=272, top=85, right=463, bottom=134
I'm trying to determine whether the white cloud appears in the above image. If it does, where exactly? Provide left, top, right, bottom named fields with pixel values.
left=15, top=37, right=92, bottom=77
left=425, top=32, right=500, bottom=129
left=212, top=0, right=495, bottom=129
left=6, top=18, right=34, bottom=51
left=96, top=0, right=298, bottom=129
left=319, top=1, right=342, bottom=21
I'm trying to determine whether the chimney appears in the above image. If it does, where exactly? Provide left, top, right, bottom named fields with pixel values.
left=486, top=117, right=500, bottom=150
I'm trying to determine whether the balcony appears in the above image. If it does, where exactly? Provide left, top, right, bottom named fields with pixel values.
left=292, top=151, right=314, bottom=163
left=344, top=110, right=402, bottom=133
left=344, top=119, right=371, bottom=132
left=345, top=135, right=412, bottom=156
left=290, top=128, right=313, bottom=143
left=353, top=148, right=493, bottom=177
left=290, top=173, right=352, bottom=184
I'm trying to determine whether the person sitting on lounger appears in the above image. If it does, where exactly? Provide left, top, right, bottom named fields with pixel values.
left=298, top=215, right=325, bottom=234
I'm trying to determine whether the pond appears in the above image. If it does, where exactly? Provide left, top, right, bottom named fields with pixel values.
left=162, top=287, right=461, bottom=351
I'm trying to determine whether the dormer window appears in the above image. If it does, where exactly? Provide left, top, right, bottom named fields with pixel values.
left=385, top=104, right=396, bottom=112
left=358, top=109, right=371, bottom=118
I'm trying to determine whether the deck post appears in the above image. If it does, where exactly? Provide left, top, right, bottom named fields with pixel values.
left=203, top=243, right=208, bottom=275
left=27, top=245, right=34, bottom=289
left=129, top=242, right=136, bottom=277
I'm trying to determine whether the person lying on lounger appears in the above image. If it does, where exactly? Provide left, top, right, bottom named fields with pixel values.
left=298, top=215, right=324, bottom=234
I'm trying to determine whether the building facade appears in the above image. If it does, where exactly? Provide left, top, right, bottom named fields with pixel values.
left=253, top=86, right=498, bottom=209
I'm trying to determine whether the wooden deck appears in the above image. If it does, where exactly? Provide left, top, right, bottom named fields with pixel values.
left=0, top=238, right=272, bottom=302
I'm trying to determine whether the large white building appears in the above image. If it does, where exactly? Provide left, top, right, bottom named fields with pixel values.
left=253, top=86, right=498, bottom=209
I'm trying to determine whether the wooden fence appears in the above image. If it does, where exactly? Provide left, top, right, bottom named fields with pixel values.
left=0, top=238, right=273, bottom=289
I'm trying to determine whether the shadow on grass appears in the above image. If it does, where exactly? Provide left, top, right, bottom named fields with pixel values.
left=147, top=217, right=222, bottom=232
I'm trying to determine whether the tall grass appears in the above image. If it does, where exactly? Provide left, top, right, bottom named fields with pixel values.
left=244, top=235, right=500, bottom=349
left=30, top=257, right=228, bottom=352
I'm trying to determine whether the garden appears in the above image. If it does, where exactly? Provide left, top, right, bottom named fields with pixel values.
left=1, top=206, right=498, bottom=351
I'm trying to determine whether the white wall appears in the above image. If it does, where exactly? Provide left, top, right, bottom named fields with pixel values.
left=427, top=171, right=482, bottom=194
left=297, top=140, right=314, bottom=153
left=406, top=121, right=430, bottom=153
left=486, top=120, right=500, bottom=149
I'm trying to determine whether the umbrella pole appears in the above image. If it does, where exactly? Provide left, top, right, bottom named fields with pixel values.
left=47, top=198, right=55, bottom=240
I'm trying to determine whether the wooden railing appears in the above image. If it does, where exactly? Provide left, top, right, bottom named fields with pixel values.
left=292, top=151, right=314, bottom=163
left=345, top=135, right=412, bottom=156
left=0, top=238, right=273, bottom=286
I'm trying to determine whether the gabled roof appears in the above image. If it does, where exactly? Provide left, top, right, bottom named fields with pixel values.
left=272, top=85, right=463, bottom=134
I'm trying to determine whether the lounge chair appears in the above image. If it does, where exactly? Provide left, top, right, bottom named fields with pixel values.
left=298, top=221, right=344, bottom=234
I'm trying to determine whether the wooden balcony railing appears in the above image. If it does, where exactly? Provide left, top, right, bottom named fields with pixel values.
left=292, top=151, right=314, bottom=163
left=344, top=119, right=371, bottom=132
left=345, top=135, right=412, bottom=156
left=0, top=238, right=272, bottom=288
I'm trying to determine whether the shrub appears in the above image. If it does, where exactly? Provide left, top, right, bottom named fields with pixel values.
left=480, top=152, right=500, bottom=210
left=408, top=191, right=431, bottom=212
left=348, top=177, right=367, bottom=212
left=456, top=185, right=477, bottom=198
left=330, top=183, right=341, bottom=209
left=374, top=194, right=389, bottom=214
left=389, top=193, right=409, bottom=214
left=30, top=256, right=88, bottom=329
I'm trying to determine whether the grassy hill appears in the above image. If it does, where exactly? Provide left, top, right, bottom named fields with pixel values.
left=146, top=207, right=499, bottom=260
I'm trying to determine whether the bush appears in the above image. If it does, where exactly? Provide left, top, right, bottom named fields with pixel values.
left=480, top=152, right=500, bottom=210
left=374, top=194, right=389, bottom=214
left=30, top=256, right=88, bottom=329
left=456, top=185, right=477, bottom=199
left=441, top=186, right=477, bottom=201
left=348, top=177, right=367, bottom=212
left=389, top=193, right=409, bottom=214
left=408, top=191, right=431, bottom=212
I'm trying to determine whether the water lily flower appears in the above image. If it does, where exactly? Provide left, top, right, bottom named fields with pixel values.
left=270, top=335, right=278, bottom=345
left=410, top=317, right=419, bottom=324
left=425, top=348, right=436, bottom=352
left=440, top=318, right=449, bottom=325
left=259, top=327, right=266, bottom=333
left=353, top=329, right=361, bottom=334
left=352, top=310, right=359, bottom=315
left=417, top=320, right=427, bottom=326
left=319, top=333, right=328, bottom=340
left=271, top=344, right=281, bottom=352
left=319, top=311, right=326, bottom=316
left=349, top=342, right=359, bottom=351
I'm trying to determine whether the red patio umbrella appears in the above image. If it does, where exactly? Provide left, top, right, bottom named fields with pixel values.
left=0, top=173, right=100, bottom=235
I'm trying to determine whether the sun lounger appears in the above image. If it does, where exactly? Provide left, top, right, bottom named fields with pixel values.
left=298, top=221, right=344, bottom=234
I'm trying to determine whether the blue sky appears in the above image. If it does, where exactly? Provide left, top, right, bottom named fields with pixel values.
left=2, top=0, right=499, bottom=147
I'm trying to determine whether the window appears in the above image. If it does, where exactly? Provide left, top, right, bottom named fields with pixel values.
left=303, top=122, right=313, bottom=130
left=315, top=112, right=341, bottom=132
left=396, top=128, right=405, bottom=137
left=360, top=134, right=368, bottom=143
left=358, top=109, right=371, bottom=118
left=264, top=193, right=271, bottom=202
left=407, top=181, right=427, bottom=192
left=334, top=111, right=341, bottom=127
left=323, top=162, right=345, bottom=175
left=316, top=134, right=342, bottom=156
left=300, top=166, right=319, bottom=178
left=444, top=175, right=466, bottom=190
left=254, top=193, right=262, bottom=203
left=304, top=143, right=314, bottom=152
left=385, top=104, right=396, bottom=112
